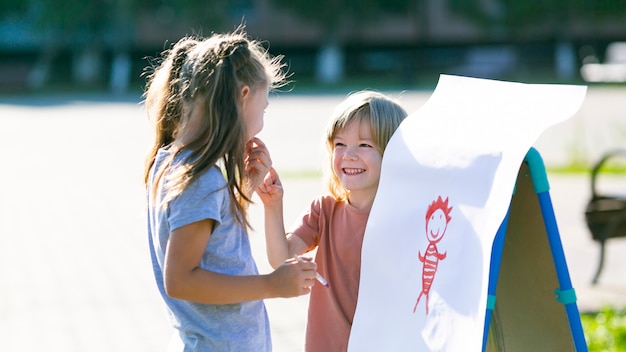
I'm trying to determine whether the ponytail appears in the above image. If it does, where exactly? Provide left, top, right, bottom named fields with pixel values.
left=143, top=38, right=198, bottom=184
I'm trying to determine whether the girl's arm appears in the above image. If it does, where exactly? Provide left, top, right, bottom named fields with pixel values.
left=163, top=218, right=316, bottom=304
left=257, top=167, right=309, bottom=268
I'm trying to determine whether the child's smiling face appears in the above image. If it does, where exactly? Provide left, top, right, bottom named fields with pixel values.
left=332, top=119, right=383, bottom=201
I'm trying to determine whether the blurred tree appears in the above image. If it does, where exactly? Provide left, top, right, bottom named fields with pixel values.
left=38, top=0, right=114, bottom=87
left=0, top=0, right=28, bottom=15
left=169, top=0, right=226, bottom=27
left=0, top=0, right=238, bottom=91
left=449, top=0, right=626, bottom=35
left=135, top=0, right=227, bottom=32
left=135, top=0, right=234, bottom=37
left=448, top=0, right=626, bottom=79
left=0, top=0, right=135, bottom=90
left=270, top=0, right=418, bottom=83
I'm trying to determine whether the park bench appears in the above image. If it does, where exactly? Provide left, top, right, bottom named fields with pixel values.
left=584, top=149, right=626, bottom=284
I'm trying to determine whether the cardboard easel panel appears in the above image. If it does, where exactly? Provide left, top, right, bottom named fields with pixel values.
left=485, top=162, right=575, bottom=351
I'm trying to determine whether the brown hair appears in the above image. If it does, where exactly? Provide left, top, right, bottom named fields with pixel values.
left=143, top=26, right=287, bottom=227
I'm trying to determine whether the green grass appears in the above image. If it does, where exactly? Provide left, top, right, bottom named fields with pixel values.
left=547, top=165, right=594, bottom=174
left=582, top=307, right=626, bottom=351
left=547, top=160, right=626, bottom=175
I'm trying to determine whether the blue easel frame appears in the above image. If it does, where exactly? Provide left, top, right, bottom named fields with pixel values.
left=482, top=147, right=587, bottom=352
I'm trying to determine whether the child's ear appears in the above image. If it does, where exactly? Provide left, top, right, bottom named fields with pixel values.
left=240, top=85, right=250, bottom=99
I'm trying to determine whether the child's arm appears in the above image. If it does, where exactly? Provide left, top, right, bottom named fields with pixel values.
left=163, top=218, right=316, bottom=304
left=257, top=167, right=309, bottom=268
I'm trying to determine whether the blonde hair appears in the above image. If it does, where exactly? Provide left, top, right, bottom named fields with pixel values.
left=143, top=26, right=287, bottom=227
left=324, top=90, right=408, bottom=201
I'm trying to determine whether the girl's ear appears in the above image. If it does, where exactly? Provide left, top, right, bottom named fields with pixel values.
left=240, top=85, right=250, bottom=99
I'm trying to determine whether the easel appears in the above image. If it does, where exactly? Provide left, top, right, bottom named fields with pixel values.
left=483, top=148, right=587, bottom=351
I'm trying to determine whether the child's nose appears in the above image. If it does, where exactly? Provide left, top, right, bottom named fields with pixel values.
left=343, top=147, right=358, bottom=160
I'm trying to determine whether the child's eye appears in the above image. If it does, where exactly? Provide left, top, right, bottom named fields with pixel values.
left=360, top=143, right=373, bottom=148
left=335, top=142, right=346, bottom=148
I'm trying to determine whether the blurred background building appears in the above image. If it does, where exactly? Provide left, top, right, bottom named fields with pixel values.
left=0, top=0, right=625, bottom=93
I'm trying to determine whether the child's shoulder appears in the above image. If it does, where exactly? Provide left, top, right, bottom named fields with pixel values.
left=182, top=165, right=225, bottom=195
left=312, top=194, right=346, bottom=209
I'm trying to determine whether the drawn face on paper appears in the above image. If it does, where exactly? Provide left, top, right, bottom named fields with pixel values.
left=426, top=208, right=448, bottom=243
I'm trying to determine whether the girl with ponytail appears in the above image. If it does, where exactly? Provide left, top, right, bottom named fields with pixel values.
left=143, top=27, right=316, bottom=351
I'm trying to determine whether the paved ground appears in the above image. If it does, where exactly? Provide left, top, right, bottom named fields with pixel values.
left=0, top=86, right=624, bottom=351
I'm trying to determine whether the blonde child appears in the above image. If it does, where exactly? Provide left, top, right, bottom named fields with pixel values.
left=143, top=28, right=317, bottom=351
left=257, top=90, right=408, bottom=351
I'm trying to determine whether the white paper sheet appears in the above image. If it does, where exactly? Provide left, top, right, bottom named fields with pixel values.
left=348, top=75, right=587, bottom=351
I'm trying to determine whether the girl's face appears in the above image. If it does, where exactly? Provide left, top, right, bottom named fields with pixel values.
left=332, top=119, right=383, bottom=201
left=241, top=84, right=269, bottom=141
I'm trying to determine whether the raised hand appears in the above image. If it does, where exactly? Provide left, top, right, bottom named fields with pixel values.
left=256, top=167, right=284, bottom=207
left=245, top=137, right=272, bottom=193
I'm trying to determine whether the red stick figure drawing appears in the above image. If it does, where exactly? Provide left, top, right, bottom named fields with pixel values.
left=414, top=196, right=453, bottom=314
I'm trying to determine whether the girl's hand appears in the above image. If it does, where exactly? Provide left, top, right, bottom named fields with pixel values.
left=245, top=137, right=272, bottom=192
left=256, top=167, right=283, bottom=207
left=268, top=257, right=317, bottom=298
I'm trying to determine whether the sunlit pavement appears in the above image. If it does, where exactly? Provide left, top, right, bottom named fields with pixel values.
left=0, top=87, right=624, bottom=351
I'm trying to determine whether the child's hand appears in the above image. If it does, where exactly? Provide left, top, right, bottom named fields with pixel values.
left=268, top=257, right=317, bottom=298
left=256, top=167, right=283, bottom=206
left=245, top=137, right=272, bottom=192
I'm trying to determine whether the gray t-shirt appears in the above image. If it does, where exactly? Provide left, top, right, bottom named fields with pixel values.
left=147, top=149, right=271, bottom=351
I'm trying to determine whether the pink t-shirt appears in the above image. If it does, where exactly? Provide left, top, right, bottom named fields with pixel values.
left=290, top=195, right=369, bottom=352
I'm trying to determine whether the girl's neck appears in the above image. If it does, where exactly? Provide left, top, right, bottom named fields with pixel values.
left=173, top=106, right=204, bottom=149
left=347, top=190, right=376, bottom=212
left=172, top=137, right=190, bottom=150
